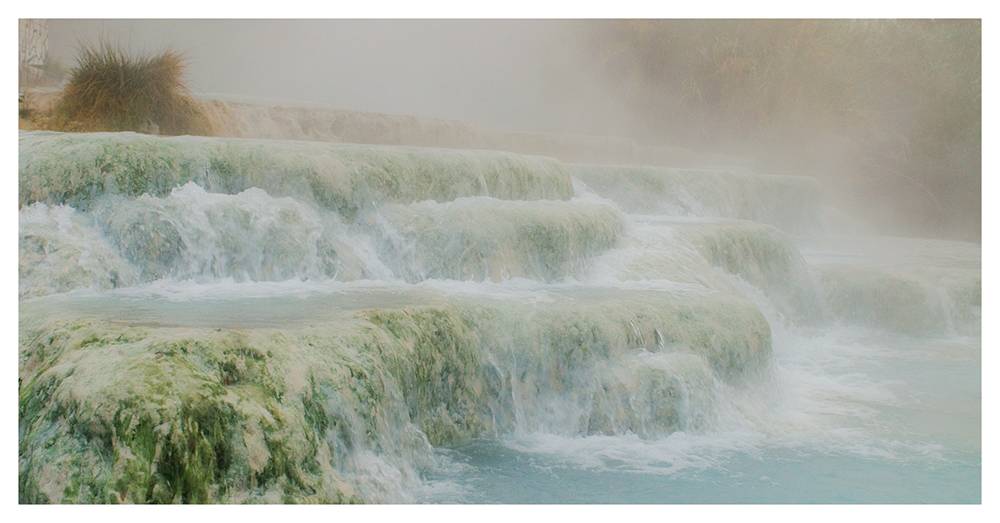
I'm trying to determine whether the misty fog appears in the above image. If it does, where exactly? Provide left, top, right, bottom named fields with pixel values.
left=44, top=19, right=981, bottom=239
left=18, top=17, right=983, bottom=505
left=46, top=20, right=624, bottom=135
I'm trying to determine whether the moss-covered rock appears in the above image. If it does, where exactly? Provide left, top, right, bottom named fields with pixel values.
left=377, top=198, right=623, bottom=282
left=19, top=287, right=771, bottom=503
left=683, top=221, right=822, bottom=322
left=20, top=131, right=574, bottom=219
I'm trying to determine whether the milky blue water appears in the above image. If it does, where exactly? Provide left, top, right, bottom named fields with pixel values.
left=421, top=330, right=980, bottom=504
left=428, top=442, right=979, bottom=503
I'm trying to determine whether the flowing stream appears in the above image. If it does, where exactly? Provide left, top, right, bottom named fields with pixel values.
left=18, top=131, right=980, bottom=503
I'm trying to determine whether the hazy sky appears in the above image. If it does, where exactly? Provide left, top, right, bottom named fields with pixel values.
left=41, top=19, right=981, bottom=239
left=48, top=19, right=630, bottom=135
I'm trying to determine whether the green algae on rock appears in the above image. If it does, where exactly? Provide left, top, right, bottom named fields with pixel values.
left=376, top=198, right=624, bottom=282
left=19, top=131, right=574, bottom=218
left=19, top=287, right=770, bottom=503
left=681, top=221, right=822, bottom=322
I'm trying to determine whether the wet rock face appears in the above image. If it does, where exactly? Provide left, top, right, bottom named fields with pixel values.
left=19, top=203, right=139, bottom=298
left=19, top=289, right=770, bottom=503
left=19, top=131, right=574, bottom=215
left=375, top=198, right=625, bottom=282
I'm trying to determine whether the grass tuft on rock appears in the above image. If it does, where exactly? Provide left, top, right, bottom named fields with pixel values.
left=54, top=41, right=212, bottom=136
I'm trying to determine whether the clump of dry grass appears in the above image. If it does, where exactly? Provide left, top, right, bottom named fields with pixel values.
left=54, top=42, right=212, bottom=135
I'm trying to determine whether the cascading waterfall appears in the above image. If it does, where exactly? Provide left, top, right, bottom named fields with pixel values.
left=18, top=131, right=980, bottom=503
